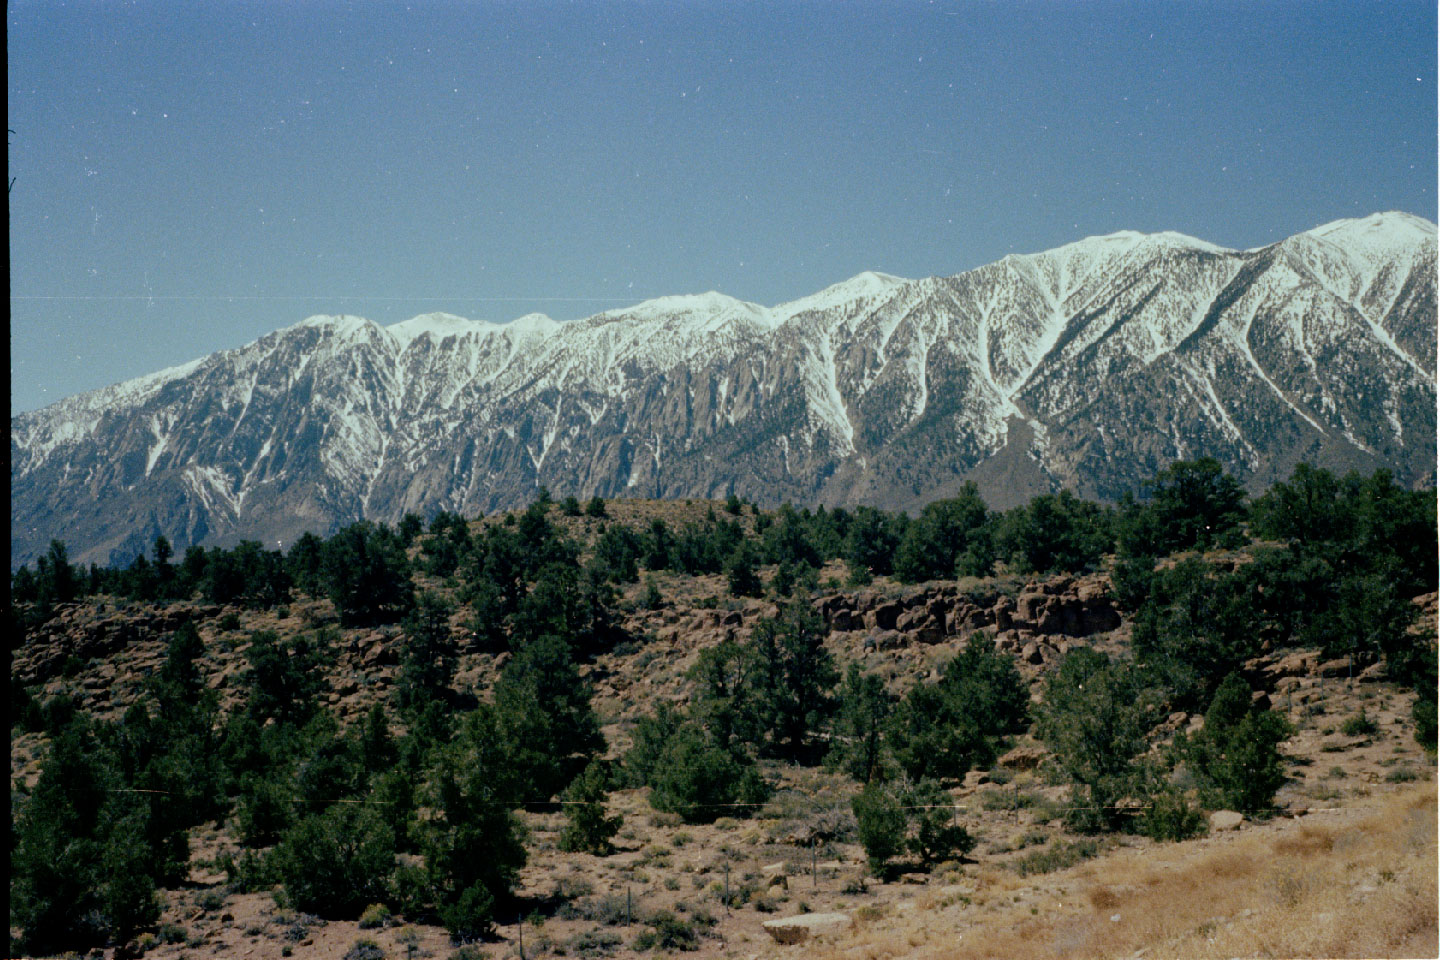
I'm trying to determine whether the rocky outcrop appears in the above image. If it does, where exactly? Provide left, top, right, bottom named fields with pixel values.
left=13, top=601, right=223, bottom=684
left=813, top=572, right=1122, bottom=663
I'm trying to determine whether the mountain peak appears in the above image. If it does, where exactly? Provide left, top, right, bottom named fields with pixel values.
left=387, top=312, right=496, bottom=347
left=505, top=312, right=561, bottom=336
left=771, top=270, right=909, bottom=323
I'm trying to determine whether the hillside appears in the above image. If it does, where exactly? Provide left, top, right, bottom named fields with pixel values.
left=10, top=477, right=1437, bottom=960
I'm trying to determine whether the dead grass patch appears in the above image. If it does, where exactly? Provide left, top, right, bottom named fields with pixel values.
left=808, top=783, right=1437, bottom=960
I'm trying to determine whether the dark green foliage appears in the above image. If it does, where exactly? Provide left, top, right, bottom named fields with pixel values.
left=851, top=781, right=906, bottom=875
left=38, top=538, right=81, bottom=604
left=274, top=803, right=396, bottom=918
left=561, top=495, right=583, bottom=517
left=1139, top=789, right=1207, bottom=841
left=1177, top=673, right=1292, bottom=814
left=1251, top=465, right=1437, bottom=598
left=398, top=512, right=425, bottom=547
left=643, top=519, right=675, bottom=571
left=295, top=714, right=365, bottom=812
left=748, top=602, right=838, bottom=762
left=321, top=522, right=414, bottom=627
left=893, top=486, right=990, bottom=582
left=1037, top=649, right=1165, bottom=832
left=633, top=911, right=702, bottom=951
left=493, top=634, right=603, bottom=800
left=724, top=492, right=744, bottom=515
left=640, top=575, right=664, bottom=610
left=888, top=635, right=1029, bottom=782
left=1412, top=643, right=1438, bottom=751
left=397, top=591, right=459, bottom=709
left=1130, top=558, right=1261, bottom=711
left=725, top=540, right=763, bottom=598
left=10, top=676, right=45, bottom=732
left=1116, top=457, right=1246, bottom=557
left=761, top=504, right=822, bottom=569
left=585, top=495, right=608, bottom=518
left=592, top=524, right=643, bottom=583
left=360, top=704, right=399, bottom=774
left=11, top=717, right=160, bottom=952
left=645, top=723, right=771, bottom=824
left=237, top=774, right=295, bottom=846
left=687, top=639, right=763, bottom=753
left=287, top=532, right=325, bottom=596
left=559, top=759, right=622, bottom=854
left=244, top=630, right=328, bottom=726
left=904, top=779, right=975, bottom=865
left=828, top=663, right=893, bottom=784
left=202, top=541, right=292, bottom=608
left=994, top=490, right=1112, bottom=575
left=425, top=707, right=529, bottom=940
left=511, top=560, right=620, bottom=653
left=623, top=702, right=686, bottom=787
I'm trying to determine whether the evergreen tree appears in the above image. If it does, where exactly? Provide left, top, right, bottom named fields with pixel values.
left=646, top=722, right=770, bottom=824
left=12, top=717, right=160, bottom=953
left=274, top=802, right=396, bottom=918
left=320, top=522, right=414, bottom=626
left=559, top=759, right=622, bottom=854
left=424, top=706, right=528, bottom=940
left=1177, top=673, right=1293, bottom=814
left=829, top=663, right=893, bottom=784
left=852, top=781, right=906, bottom=876
left=1037, top=649, right=1165, bottom=832
left=244, top=630, right=328, bottom=727
left=749, top=602, right=838, bottom=762
left=893, top=487, right=989, bottom=583
left=888, top=635, right=1028, bottom=782
left=725, top=540, right=763, bottom=598
left=397, top=591, right=459, bottom=710
left=1116, top=457, right=1246, bottom=557
left=493, top=634, right=604, bottom=800
left=904, top=778, right=975, bottom=865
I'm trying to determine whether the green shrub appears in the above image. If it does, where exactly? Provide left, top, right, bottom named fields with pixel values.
left=1340, top=710, right=1378, bottom=737
left=1139, top=790, right=1207, bottom=841
left=158, top=922, right=189, bottom=944
left=343, top=939, right=387, bottom=960
left=1011, top=839, right=1102, bottom=876
left=273, top=804, right=396, bottom=918
left=851, top=782, right=905, bottom=875
left=647, top=725, right=770, bottom=824
left=358, top=902, right=393, bottom=930
left=568, top=928, right=623, bottom=957
left=237, top=775, right=294, bottom=847
left=560, top=760, right=622, bottom=855
left=633, top=911, right=700, bottom=951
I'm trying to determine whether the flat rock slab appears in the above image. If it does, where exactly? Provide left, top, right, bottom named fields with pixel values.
left=762, top=912, right=851, bottom=945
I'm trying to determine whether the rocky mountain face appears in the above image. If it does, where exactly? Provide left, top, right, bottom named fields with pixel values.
left=12, top=212, right=1437, bottom=568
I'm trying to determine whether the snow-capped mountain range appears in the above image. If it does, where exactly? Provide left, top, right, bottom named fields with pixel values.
left=11, top=212, right=1437, bottom=568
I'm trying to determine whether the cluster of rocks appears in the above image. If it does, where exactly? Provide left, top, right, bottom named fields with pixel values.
left=816, top=574, right=1122, bottom=665
left=14, top=601, right=224, bottom=685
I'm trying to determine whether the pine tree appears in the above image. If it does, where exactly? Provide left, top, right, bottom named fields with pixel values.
left=559, top=759, right=622, bottom=854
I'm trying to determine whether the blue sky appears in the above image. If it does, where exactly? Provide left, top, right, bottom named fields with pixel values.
left=9, top=0, right=1436, bottom=413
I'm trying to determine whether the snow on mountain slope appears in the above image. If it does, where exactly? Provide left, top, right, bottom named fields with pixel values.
left=12, top=214, right=1437, bottom=568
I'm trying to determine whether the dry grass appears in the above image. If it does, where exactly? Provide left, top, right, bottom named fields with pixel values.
left=809, top=784, right=1437, bottom=960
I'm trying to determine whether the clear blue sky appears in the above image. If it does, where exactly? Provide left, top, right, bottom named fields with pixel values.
left=9, top=0, right=1436, bottom=413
